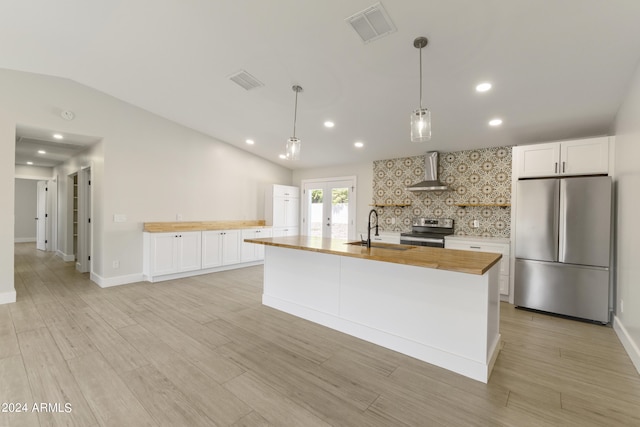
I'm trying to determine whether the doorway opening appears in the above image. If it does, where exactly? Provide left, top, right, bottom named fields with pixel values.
left=69, top=168, right=92, bottom=273
left=301, top=177, right=357, bottom=240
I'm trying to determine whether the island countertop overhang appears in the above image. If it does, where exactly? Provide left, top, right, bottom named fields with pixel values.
left=244, top=235, right=501, bottom=275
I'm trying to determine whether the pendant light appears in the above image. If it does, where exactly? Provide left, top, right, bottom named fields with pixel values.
left=286, top=85, right=303, bottom=160
left=411, top=36, right=431, bottom=142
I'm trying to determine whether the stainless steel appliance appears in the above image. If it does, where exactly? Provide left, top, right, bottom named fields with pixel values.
left=406, top=152, right=450, bottom=191
left=514, top=176, right=612, bottom=323
left=400, top=218, right=454, bottom=247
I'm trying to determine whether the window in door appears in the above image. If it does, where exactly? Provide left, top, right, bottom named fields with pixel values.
left=302, top=177, right=356, bottom=240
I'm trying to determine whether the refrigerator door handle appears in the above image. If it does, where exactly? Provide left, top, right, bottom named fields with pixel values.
left=559, top=180, right=566, bottom=262
left=562, top=161, right=566, bottom=173
left=555, top=162, right=558, bottom=173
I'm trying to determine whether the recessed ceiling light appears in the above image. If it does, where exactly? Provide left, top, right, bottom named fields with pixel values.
left=354, top=141, right=364, bottom=148
left=279, top=154, right=287, bottom=159
left=476, top=82, right=492, bottom=92
left=489, top=118, right=503, bottom=126
left=324, top=121, right=335, bottom=128
left=246, top=139, right=255, bottom=145
left=27, top=161, right=33, bottom=165
left=38, top=150, right=46, bottom=154
left=53, top=133, right=63, bottom=139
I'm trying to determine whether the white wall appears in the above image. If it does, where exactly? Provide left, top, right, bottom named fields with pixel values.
left=613, top=59, right=640, bottom=372
left=0, top=116, right=16, bottom=303
left=293, top=162, right=373, bottom=235
left=14, top=179, right=37, bottom=242
left=15, top=165, right=53, bottom=180
left=1, top=68, right=292, bottom=294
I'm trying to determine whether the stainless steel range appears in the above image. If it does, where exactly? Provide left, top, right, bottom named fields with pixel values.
left=400, top=218, right=454, bottom=248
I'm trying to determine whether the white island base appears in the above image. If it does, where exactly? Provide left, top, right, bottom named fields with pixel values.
left=262, top=246, right=501, bottom=383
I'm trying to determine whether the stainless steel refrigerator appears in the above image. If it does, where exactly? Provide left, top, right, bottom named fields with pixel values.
left=514, top=176, right=612, bottom=323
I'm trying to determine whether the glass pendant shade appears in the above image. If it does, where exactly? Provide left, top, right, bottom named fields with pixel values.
left=285, top=85, right=303, bottom=160
left=411, top=108, right=431, bottom=142
left=286, top=137, right=301, bottom=160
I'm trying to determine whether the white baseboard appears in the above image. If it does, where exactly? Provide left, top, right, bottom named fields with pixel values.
left=14, top=237, right=36, bottom=243
left=56, top=250, right=75, bottom=262
left=143, top=261, right=263, bottom=283
left=0, top=290, right=17, bottom=305
left=613, top=315, right=640, bottom=375
left=92, top=261, right=263, bottom=288
left=90, top=272, right=145, bottom=288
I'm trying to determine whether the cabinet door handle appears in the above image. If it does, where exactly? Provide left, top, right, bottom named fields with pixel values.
left=470, top=246, right=481, bottom=249
left=555, top=162, right=558, bottom=173
left=562, top=161, right=566, bottom=173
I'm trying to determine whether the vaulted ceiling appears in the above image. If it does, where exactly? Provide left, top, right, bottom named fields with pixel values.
left=3, top=1, right=640, bottom=169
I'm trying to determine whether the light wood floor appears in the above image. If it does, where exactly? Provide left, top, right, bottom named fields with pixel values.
left=2, top=243, right=639, bottom=426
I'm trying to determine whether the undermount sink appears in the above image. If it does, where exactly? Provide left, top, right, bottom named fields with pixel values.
left=346, top=241, right=414, bottom=251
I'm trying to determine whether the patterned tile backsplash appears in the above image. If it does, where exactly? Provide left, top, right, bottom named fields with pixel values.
left=372, top=146, right=512, bottom=237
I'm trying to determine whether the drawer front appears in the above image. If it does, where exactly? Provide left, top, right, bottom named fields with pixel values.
left=446, top=242, right=509, bottom=275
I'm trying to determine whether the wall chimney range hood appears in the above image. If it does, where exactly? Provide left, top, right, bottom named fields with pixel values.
left=407, top=152, right=450, bottom=191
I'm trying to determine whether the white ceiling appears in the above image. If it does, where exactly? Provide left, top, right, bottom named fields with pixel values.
left=3, top=1, right=640, bottom=170
left=14, top=125, right=101, bottom=168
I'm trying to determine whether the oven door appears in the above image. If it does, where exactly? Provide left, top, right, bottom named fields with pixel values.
left=400, top=236, right=445, bottom=248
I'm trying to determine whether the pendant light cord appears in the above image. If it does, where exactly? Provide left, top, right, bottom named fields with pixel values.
left=293, top=89, right=298, bottom=138
left=419, top=45, right=423, bottom=110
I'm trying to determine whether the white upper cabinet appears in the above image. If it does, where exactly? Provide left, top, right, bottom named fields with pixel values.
left=560, top=138, right=609, bottom=175
left=266, top=184, right=300, bottom=231
left=273, top=185, right=299, bottom=198
left=516, top=137, right=609, bottom=178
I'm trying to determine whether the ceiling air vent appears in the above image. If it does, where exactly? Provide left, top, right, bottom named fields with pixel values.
left=228, top=70, right=264, bottom=91
left=345, top=2, right=396, bottom=44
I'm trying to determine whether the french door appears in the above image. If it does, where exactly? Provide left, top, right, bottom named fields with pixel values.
left=301, top=177, right=356, bottom=240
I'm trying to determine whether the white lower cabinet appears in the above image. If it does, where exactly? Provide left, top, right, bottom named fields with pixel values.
left=145, top=231, right=202, bottom=276
left=445, top=237, right=510, bottom=296
left=241, top=228, right=273, bottom=262
left=202, top=230, right=241, bottom=268
left=144, top=227, right=271, bottom=282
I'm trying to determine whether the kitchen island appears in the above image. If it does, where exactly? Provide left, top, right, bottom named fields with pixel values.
left=244, top=235, right=502, bottom=383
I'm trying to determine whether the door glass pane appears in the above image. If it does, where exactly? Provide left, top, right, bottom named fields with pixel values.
left=309, top=188, right=323, bottom=237
left=331, top=187, right=349, bottom=239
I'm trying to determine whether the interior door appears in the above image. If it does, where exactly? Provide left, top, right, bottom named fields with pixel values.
left=77, top=167, right=92, bottom=273
left=36, top=180, right=47, bottom=251
left=302, top=178, right=356, bottom=240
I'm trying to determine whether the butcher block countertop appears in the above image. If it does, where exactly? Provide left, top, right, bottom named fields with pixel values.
left=144, top=220, right=267, bottom=233
left=245, top=235, right=501, bottom=275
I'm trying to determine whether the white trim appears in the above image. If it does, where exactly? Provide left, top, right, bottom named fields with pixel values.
left=300, top=175, right=357, bottom=184
left=300, top=176, right=358, bottom=240
left=0, top=290, right=17, bottom=305
left=14, top=174, right=53, bottom=181
left=56, top=250, right=75, bottom=262
left=613, top=315, right=640, bottom=374
left=15, top=237, right=36, bottom=243
left=90, top=272, right=145, bottom=288
left=144, top=261, right=264, bottom=283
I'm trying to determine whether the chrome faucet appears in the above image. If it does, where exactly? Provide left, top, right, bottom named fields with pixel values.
left=365, top=208, right=379, bottom=248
